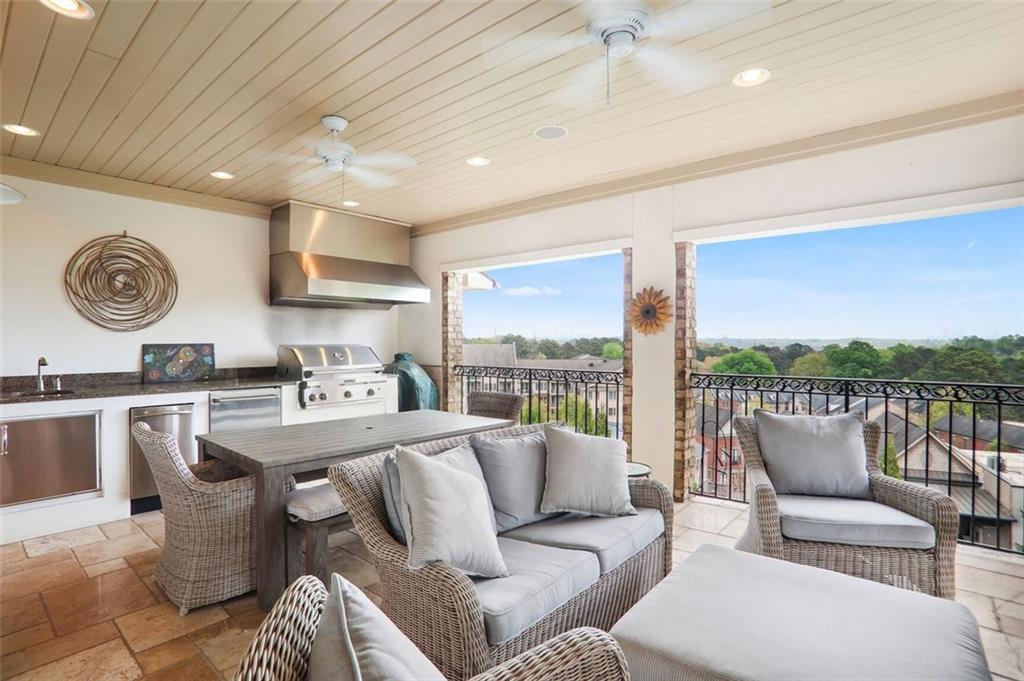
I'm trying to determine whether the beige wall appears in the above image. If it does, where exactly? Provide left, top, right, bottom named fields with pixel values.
left=0, top=177, right=399, bottom=376
left=400, top=115, right=1024, bottom=489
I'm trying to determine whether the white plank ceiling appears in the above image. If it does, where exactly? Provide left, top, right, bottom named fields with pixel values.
left=1, top=0, right=1021, bottom=229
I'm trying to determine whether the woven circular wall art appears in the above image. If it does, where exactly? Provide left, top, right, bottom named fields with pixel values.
left=628, top=286, right=672, bottom=336
left=64, top=232, right=178, bottom=332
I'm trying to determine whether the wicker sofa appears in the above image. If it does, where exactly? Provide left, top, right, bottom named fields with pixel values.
left=733, top=416, right=958, bottom=598
left=236, top=575, right=629, bottom=681
left=328, top=423, right=673, bottom=680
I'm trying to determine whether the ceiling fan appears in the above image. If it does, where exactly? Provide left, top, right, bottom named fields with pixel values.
left=486, top=1, right=773, bottom=107
left=306, top=115, right=416, bottom=201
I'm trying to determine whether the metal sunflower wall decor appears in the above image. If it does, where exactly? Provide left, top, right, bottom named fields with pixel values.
left=628, top=286, right=672, bottom=336
left=64, top=232, right=178, bottom=332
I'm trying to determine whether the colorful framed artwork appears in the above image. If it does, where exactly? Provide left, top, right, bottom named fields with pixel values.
left=142, top=343, right=215, bottom=383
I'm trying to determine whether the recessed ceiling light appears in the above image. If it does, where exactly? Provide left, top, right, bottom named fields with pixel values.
left=732, top=67, right=771, bottom=88
left=466, top=156, right=490, bottom=167
left=2, top=123, right=40, bottom=137
left=533, top=125, right=569, bottom=141
left=209, top=170, right=234, bottom=180
left=342, top=200, right=360, bottom=208
left=38, top=0, right=95, bottom=19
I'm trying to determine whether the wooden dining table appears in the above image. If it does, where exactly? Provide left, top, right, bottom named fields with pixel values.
left=197, top=409, right=514, bottom=609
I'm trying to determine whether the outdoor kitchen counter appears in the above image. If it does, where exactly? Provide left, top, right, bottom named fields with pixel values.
left=198, top=409, right=515, bottom=609
left=0, top=373, right=292, bottom=405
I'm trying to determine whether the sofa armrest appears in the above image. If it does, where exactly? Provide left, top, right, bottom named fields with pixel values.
left=469, top=628, right=629, bottom=681
left=870, top=473, right=958, bottom=598
left=735, top=467, right=784, bottom=559
left=629, top=477, right=673, bottom=573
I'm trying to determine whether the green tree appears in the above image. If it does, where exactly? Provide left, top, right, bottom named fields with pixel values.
left=601, top=341, right=624, bottom=359
left=914, top=346, right=1003, bottom=383
left=520, top=394, right=609, bottom=436
left=711, top=350, right=776, bottom=376
left=986, top=439, right=1008, bottom=451
left=790, top=351, right=831, bottom=377
left=879, top=343, right=936, bottom=379
left=881, top=438, right=902, bottom=479
left=824, top=341, right=884, bottom=378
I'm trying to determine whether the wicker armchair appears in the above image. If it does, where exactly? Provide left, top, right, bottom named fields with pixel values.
left=467, top=391, right=524, bottom=422
left=733, top=416, right=958, bottom=598
left=132, top=422, right=264, bottom=614
left=327, top=423, right=671, bottom=680
left=235, top=575, right=629, bottom=681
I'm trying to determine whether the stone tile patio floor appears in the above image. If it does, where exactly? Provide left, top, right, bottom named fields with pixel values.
left=0, top=496, right=1020, bottom=680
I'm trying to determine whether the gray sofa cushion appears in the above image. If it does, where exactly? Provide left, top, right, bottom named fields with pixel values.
left=540, top=425, right=636, bottom=517
left=500, top=508, right=665, bottom=574
left=777, top=495, right=936, bottom=549
left=611, top=545, right=989, bottom=681
left=308, top=574, right=445, bottom=681
left=382, top=443, right=495, bottom=543
left=285, top=482, right=346, bottom=522
left=396, top=446, right=508, bottom=578
left=471, top=431, right=555, bottom=532
left=753, top=409, right=870, bottom=498
left=472, top=537, right=599, bottom=645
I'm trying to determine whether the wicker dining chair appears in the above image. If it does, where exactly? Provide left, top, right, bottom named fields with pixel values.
left=467, top=391, right=524, bottom=422
left=733, top=416, right=959, bottom=598
left=235, top=575, right=630, bottom=681
left=132, top=422, right=267, bottom=614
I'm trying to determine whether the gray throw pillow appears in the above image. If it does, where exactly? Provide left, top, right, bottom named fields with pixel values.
left=471, top=431, right=556, bottom=532
left=382, top=443, right=495, bottom=543
left=396, top=445, right=509, bottom=578
left=753, top=409, right=870, bottom=498
left=308, top=573, right=445, bottom=681
left=539, top=425, right=636, bottom=517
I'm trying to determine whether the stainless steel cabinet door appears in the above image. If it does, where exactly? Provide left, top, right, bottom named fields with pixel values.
left=1, top=413, right=100, bottom=507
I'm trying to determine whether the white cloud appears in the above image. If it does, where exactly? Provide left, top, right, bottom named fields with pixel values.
left=502, top=285, right=561, bottom=297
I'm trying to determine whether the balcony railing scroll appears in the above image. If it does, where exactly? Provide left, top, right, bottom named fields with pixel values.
left=454, top=365, right=623, bottom=439
left=690, top=372, right=1024, bottom=554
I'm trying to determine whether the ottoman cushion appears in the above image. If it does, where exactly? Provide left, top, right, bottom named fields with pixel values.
left=611, top=545, right=988, bottom=681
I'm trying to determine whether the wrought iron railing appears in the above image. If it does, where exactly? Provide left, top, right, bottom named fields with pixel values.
left=690, top=373, right=1024, bottom=553
left=454, top=365, right=623, bottom=439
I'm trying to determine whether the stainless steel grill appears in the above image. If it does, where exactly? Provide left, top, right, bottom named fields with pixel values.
left=276, top=344, right=386, bottom=409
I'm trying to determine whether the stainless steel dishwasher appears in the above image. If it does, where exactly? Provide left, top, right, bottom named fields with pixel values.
left=130, top=403, right=194, bottom=512
left=209, top=388, right=281, bottom=432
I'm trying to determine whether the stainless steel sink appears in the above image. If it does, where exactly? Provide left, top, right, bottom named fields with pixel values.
left=3, top=389, right=76, bottom=398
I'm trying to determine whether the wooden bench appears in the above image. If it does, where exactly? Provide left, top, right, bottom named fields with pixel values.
left=284, top=483, right=354, bottom=585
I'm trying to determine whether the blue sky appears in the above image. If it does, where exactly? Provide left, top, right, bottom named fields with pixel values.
left=464, top=207, right=1023, bottom=340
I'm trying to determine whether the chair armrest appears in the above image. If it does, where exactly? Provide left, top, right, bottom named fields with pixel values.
left=189, top=459, right=245, bottom=483
left=736, top=467, right=785, bottom=559
left=869, top=473, right=958, bottom=598
left=629, top=477, right=673, bottom=573
left=469, top=628, right=629, bottom=681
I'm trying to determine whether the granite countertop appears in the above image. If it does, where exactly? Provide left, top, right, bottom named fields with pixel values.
left=0, top=368, right=292, bottom=405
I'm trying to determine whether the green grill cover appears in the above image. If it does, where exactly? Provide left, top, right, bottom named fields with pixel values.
left=384, top=352, right=439, bottom=411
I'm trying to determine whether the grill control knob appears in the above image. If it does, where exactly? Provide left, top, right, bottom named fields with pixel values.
left=308, top=394, right=317, bottom=402
left=319, top=392, right=328, bottom=401
left=344, top=390, right=353, bottom=399
left=367, top=389, right=375, bottom=397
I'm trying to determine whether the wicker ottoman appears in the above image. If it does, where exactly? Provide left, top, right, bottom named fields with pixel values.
left=610, top=545, right=990, bottom=681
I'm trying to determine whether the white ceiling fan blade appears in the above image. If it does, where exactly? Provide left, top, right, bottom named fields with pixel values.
left=352, top=151, right=416, bottom=170
left=652, top=0, right=773, bottom=41
left=346, top=165, right=398, bottom=189
left=634, top=45, right=715, bottom=92
left=543, top=56, right=607, bottom=108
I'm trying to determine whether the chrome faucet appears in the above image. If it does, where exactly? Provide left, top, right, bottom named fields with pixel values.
left=36, top=357, right=48, bottom=391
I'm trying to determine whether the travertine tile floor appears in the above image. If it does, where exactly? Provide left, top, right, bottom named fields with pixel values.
left=0, top=497, right=1020, bottom=680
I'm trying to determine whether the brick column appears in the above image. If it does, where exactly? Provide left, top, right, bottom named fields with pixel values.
left=621, top=248, right=633, bottom=459
left=441, top=271, right=464, bottom=413
left=674, top=241, right=697, bottom=502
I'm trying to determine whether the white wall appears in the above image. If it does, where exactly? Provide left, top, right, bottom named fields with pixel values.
left=0, top=177, right=399, bottom=376
left=401, top=115, right=1024, bottom=488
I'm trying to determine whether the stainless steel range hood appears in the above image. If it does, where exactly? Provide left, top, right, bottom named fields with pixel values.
left=269, top=201, right=429, bottom=310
